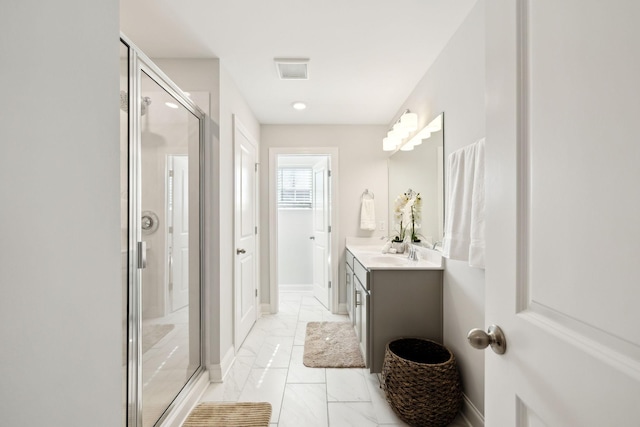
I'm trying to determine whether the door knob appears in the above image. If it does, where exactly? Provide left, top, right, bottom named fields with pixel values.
left=309, top=236, right=315, bottom=240
left=467, top=325, right=507, bottom=355
left=236, top=248, right=246, bottom=254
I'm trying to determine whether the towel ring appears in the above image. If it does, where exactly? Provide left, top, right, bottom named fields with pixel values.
left=361, top=189, right=374, bottom=201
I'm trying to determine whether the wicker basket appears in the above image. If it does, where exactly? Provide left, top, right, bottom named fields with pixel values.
left=382, top=338, right=462, bottom=427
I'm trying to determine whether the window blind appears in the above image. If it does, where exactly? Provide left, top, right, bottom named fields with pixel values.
left=277, top=167, right=312, bottom=208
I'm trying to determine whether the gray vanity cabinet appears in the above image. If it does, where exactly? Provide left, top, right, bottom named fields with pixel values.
left=368, top=269, right=443, bottom=373
left=345, top=248, right=443, bottom=373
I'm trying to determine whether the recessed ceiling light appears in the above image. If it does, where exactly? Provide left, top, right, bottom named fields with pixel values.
left=165, top=102, right=179, bottom=109
left=292, top=101, right=307, bottom=110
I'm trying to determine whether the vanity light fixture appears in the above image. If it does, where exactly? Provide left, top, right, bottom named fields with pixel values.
left=400, top=114, right=443, bottom=151
left=383, top=110, right=418, bottom=151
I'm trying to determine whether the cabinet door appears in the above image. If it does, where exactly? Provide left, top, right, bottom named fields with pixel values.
left=354, top=275, right=363, bottom=341
left=360, top=285, right=369, bottom=368
left=345, top=265, right=354, bottom=324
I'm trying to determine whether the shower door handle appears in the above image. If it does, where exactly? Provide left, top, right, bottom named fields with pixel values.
left=137, top=241, right=147, bottom=269
left=168, top=251, right=173, bottom=290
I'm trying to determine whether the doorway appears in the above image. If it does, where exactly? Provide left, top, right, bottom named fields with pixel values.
left=269, top=148, right=339, bottom=314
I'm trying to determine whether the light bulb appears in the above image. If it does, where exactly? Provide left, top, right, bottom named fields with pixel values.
left=400, top=112, right=418, bottom=132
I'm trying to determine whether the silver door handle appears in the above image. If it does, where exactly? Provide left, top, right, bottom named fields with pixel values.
left=236, top=248, right=246, bottom=254
left=309, top=236, right=315, bottom=240
left=137, top=241, right=147, bottom=269
left=355, top=290, right=361, bottom=306
left=467, top=325, right=507, bottom=355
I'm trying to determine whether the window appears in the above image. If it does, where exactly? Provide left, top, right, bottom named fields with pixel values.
left=277, top=167, right=312, bottom=208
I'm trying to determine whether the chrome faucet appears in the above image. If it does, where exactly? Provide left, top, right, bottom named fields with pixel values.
left=407, top=245, right=419, bottom=261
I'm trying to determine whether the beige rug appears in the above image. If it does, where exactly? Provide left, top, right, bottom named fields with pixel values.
left=142, top=324, right=175, bottom=353
left=182, top=402, right=272, bottom=427
left=303, top=322, right=365, bottom=368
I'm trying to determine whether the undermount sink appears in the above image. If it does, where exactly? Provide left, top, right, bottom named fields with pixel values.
left=366, top=255, right=407, bottom=266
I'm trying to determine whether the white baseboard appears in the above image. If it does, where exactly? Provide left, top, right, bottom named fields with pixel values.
left=279, top=284, right=313, bottom=292
left=160, top=369, right=210, bottom=427
left=461, top=393, right=484, bottom=427
left=208, top=346, right=235, bottom=383
left=260, top=303, right=272, bottom=314
left=337, top=302, right=348, bottom=315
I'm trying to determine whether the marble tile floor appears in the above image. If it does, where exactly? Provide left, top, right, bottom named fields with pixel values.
left=197, top=291, right=470, bottom=427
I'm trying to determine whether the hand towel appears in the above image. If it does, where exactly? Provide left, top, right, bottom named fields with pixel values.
left=442, top=143, right=476, bottom=261
left=468, top=138, right=485, bottom=269
left=360, top=199, right=376, bottom=231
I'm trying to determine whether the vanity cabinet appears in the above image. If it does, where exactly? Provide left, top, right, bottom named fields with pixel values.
left=344, top=248, right=443, bottom=374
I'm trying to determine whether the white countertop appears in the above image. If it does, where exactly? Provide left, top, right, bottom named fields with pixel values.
left=346, top=239, right=444, bottom=271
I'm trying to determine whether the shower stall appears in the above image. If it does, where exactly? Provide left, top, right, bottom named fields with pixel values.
left=120, top=37, right=205, bottom=426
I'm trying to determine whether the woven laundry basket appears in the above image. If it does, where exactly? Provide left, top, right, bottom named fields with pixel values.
left=382, top=338, right=462, bottom=427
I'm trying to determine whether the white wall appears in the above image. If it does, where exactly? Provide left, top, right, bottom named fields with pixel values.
left=0, top=1, right=121, bottom=426
left=260, top=125, right=388, bottom=307
left=389, top=1, right=486, bottom=422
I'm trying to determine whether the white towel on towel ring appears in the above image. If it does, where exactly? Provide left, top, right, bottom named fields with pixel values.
left=360, top=199, right=376, bottom=231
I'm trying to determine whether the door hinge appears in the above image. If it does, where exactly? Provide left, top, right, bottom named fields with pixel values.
left=327, top=170, right=331, bottom=177
left=255, top=163, right=259, bottom=172
left=328, top=280, right=332, bottom=289
left=328, top=225, right=332, bottom=233
left=255, top=226, right=258, bottom=235
left=255, top=289, right=258, bottom=297
left=168, top=170, right=174, bottom=177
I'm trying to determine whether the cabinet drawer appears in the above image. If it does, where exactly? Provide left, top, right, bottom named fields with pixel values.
left=346, top=250, right=354, bottom=269
left=354, top=258, right=368, bottom=289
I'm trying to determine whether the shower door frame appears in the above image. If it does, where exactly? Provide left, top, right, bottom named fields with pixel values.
left=122, top=35, right=207, bottom=427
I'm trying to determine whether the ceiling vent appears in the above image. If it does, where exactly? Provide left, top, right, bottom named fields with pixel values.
left=274, top=58, right=309, bottom=80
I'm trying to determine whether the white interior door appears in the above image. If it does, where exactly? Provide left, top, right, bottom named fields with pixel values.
left=312, top=157, right=330, bottom=308
left=169, top=155, right=189, bottom=312
left=234, top=117, right=258, bottom=348
left=485, top=1, right=640, bottom=425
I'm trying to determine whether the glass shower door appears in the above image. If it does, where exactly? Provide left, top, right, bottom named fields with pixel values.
left=138, top=69, right=201, bottom=427
left=122, top=36, right=204, bottom=426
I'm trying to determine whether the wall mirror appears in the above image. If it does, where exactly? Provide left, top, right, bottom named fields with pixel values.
left=388, top=113, right=444, bottom=248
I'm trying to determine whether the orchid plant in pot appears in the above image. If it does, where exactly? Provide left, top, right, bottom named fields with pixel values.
left=393, top=190, right=422, bottom=247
